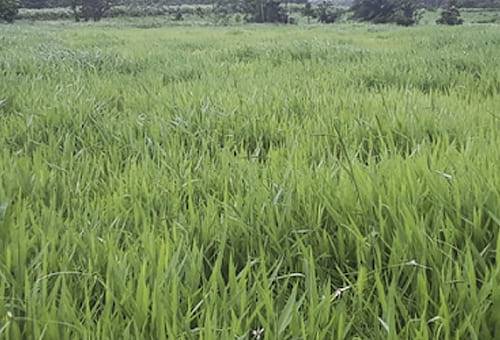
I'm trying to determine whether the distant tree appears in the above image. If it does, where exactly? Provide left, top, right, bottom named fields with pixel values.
left=173, top=7, right=183, bottom=20
left=242, top=0, right=289, bottom=23
left=71, top=0, right=114, bottom=21
left=351, top=0, right=421, bottom=26
left=195, top=6, right=205, bottom=17
left=20, top=0, right=49, bottom=8
left=302, top=1, right=315, bottom=23
left=459, top=0, right=500, bottom=8
left=0, top=0, right=19, bottom=22
left=351, top=0, right=396, bottom=23
left=420, top=0, right=446, bottom=8
left=316, top=1, right=343, bottom=23
left=213, top=0, right=239, bottom=20
left=215, top=0, right=289, bottom=23
left=391, top=0, right=422, bottom=26
left=436, top=0, right=463, bottom=25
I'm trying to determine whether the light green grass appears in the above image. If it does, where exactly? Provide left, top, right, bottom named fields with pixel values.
left=1, top=21, right=500, bottom=339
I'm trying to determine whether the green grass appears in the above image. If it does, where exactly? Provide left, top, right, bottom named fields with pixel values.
left=1, top=21, right=500, bottom=339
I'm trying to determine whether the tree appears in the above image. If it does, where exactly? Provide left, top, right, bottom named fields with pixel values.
left=71, top=0, right=113, bottom=21
left=392, top=0, right=422, bottom=26
left=214, top=0, right=289, bottom=23
left=173, top=7, right=183, bottom=20
left=20, top=0, right=49, bottom=8
left=351, top=0, right=396, bottom=23
left=241, top=0, right=289, bottom=23
left=436, top=0, right=463, bottom=25
left=0, top=0, right=19, bottom=23
left=302, top=1, right=315, bottom=23
left=420, top=0, right=446, bottom=8
left=351, top=0, right=421, bottom=26
left=213, top=0, right=240, bottom=21
left=316, top=1, right=343, bottom=23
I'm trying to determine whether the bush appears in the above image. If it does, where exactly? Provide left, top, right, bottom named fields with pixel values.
left=0, top=0, right=19, bottom=23
left=243, top=0, right=289, bottom=23
left=194, top=6, right=204, bottom=18
left=70, top=0, right=114, bottom=22
left=16, top=5, right=214, bottom=21
left=437, top=0, right=464, bottom=25
left=302, top=2, right=315, bottom=23
left=316, top=1, right=342, bottom=23
left=173, top=8, right=183, bottom=21
left=18, top=7, right=73, bottom=20
left=351, top=0, right=421, bottom=26
left=215, top=0, right=289, bottom=24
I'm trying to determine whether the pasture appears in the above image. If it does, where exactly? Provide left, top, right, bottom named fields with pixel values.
left=1, top=22, right=500, bottom=339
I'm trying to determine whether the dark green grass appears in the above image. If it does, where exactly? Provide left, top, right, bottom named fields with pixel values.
left=1, top=22, right=500, bottom=339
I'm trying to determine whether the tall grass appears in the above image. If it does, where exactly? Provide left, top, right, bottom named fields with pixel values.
left=1, top=22, right=500, bottom=339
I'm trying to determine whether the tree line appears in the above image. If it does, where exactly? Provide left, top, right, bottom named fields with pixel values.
left=1, top=0, right=498, bottom=24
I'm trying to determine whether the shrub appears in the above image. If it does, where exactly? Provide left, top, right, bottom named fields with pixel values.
left=243, top=0, right=289, bottom=23
left=0, top=0, right=19, bottom=23
left=302, top=2, right=315, bottom=23
left=215, top=0, right=289, bottom=24
left=194, top=6, right=204, bottom=18
left=173, top=8, right=183, bottom=21
left=437, top=0, right=464, bottom=25
left=316, top=1, right=343, bottom=24
left=18, top=7, right=74, bottom=20
left=71, top=0, right=114, bottom=22
left=351, top=0, right=421, bottom=26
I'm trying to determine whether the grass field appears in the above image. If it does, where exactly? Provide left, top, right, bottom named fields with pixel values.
left=1, top=22, right=500, bottom=339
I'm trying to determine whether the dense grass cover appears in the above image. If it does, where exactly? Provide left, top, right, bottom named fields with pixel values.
left=1, top=22, right=500, bottom=339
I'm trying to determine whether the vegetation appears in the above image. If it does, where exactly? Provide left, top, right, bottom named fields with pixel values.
left=302, top=1, right=314, bottom=23
left=437, top=0, right=464, bottom=25
left=0, top=0, right=19, bottom=22
left=351, top=0, right=422, bottom=26
left=70, top=0, right=114, bottom=21
left=460, top=0, right=500, bottom=8
left=16, top=4, right=215, bottom=21
left=316, top=1, right=343, bottom=23
left=10, top=0, right=500, bottom=24
left=1, top=21, right=500, bottom=339
left=214, top=0, right=289, bottom=23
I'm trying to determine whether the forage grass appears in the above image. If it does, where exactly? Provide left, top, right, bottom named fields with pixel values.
left=0, top=21, right=500, bottom=339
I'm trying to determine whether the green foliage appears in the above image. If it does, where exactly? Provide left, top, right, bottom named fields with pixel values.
left=213, top=0, right=239, bottom=21
left=316, top=1, right=343, bottom=23
left=215, top=0, right=289, bottom=23
left=17, top=5, right=214, bottom=21
left=20, top=0, right=49, bottom=9
left=302, top=1, right=314, bottom=21
left=243, top=0, right=289, bottom=23
left=1, top=22, right=500, bottom=339
left=71, top=0, right=114, bottom=21
left=0, top=0, right=19, bottom=22
left=173, top=6, right=183, bottom=20
left=351, top=0, right=422, bottom=25
left=20, top=0, right=71, bottom=9
left=460, top=0, right=500, bottom=8
left=437, top=0, right=464, bottom=25
left=421, top=0, right=446, bottom=8
left=194, top=5, right=204, bottom=17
